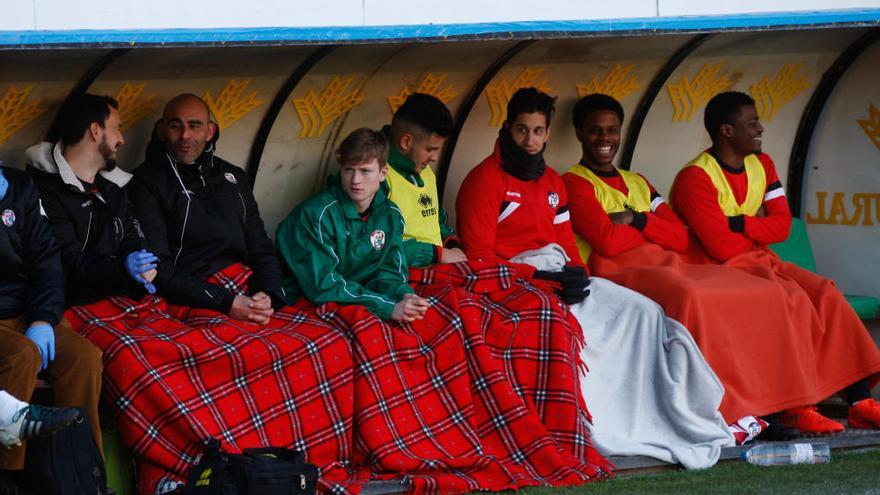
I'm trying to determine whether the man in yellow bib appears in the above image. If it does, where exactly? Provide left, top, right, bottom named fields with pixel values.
left=563, top=94, right=688, bottom=264
left=382, top=93, right=466, bottom=267
left=670, top=91, right=880, bottom=434
left=563, top=93, right=798, bottom=443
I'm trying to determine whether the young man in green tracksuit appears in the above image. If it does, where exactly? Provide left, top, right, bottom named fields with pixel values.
left=276, top=128, right=430, bottom=322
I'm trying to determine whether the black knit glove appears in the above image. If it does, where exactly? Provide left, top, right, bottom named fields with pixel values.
left=557, top=266, right=590, bottom=304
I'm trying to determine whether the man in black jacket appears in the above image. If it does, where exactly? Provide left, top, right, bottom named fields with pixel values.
left=129, top=94, right=282, bottom=324
left=0, top=163, right=102, bottom=472
left=28, top=94, right=158, bottom=306
left=24, top=94, right=168, bottom=462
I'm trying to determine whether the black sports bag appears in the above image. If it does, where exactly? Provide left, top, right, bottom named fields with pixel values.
left=23, top=409, right=111, bottom=495
left=184, top=439, right=318, bottom=495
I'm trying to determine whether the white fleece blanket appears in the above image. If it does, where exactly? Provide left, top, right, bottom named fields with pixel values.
left=511, top=244, right=733, bottom=469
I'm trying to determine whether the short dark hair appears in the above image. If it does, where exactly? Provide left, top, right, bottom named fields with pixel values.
left=506, top=87, right=556, bottom=127
left=53, top=94, right=119, bottom=146
left=572, top=93, right=624, bottom=129
left=391, top=93, right=454, bottom=138
left=336, top=128, right=389, bottom=167
left=704, top=91, right=755, bottom=141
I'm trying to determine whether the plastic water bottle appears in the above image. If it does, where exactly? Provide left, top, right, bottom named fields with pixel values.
left=742, top=443, right=831, bottom=466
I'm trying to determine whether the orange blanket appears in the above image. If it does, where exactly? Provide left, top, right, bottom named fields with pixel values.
left=589, top=243, right=880, bottom=422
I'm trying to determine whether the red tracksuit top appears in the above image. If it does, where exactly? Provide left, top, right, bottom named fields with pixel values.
left=563, top=166, right=689, bottom=257
left=670, top=152, right=791, bottom=261
left=456, top=141, right=586, bottom=275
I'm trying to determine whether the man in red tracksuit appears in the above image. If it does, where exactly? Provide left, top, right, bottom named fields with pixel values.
left=670, top=91, right=880, bottom=434
left=562, top=94, right=688, bottom=261
left=455, top=89, right=588, bottom=303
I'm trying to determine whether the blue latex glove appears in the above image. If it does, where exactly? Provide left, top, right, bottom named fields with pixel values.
left=0, top=167, right=8, bottom=202
left=25, top=324, right=55, bottom=370
left=125, top=249, right=159, bottom=293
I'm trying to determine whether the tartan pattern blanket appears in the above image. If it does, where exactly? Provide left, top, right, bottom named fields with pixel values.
left=354, top=262, right=610, bottom=493
left=66, top=262, right=609, bottom=495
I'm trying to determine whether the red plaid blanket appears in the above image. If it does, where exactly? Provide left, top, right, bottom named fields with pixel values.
left=68, top=262, right=609, bottom=494
left=65, top=266, right=355, bottom=495
left=349, top=262, right=610, bottom=493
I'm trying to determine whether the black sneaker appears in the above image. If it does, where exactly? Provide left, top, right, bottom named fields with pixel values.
left=0, top=405, right=81, bottom=447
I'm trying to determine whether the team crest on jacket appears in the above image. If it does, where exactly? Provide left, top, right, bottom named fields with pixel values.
left=224, top=172, right=237, bottom=184
left=370, top=230, right=386, bottom=250
left=1, top=209, right=14, bottom=227
left=548, top=192, right=560, bottom=209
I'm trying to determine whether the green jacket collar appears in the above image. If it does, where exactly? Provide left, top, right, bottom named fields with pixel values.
left=330, top=177, right=389, bottom=220
left=382, top=125, right=424, bottom=187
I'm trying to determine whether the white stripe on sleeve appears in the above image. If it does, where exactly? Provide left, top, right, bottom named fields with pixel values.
left=764, top=187, right=785, bottom=202
left=650, top=196, right=666, bottom=212
left=553, top=210, right=571, bottom=224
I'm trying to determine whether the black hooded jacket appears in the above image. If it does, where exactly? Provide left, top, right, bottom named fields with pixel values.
left=129, top=128, right=285, bottom=313
left=0, top=166, right=64, bottom=325
left=26, top=141, right=148, bottom=306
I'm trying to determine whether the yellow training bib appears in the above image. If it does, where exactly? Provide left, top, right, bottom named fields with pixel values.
left=685, top=152, right=765, bottom=216
left=564, top=164, right=653, bottom=263
left=385, top=165, right=442, bottom=246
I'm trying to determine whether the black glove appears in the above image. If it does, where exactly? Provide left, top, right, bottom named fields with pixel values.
left=561, top=266, right=589, bottom=290
left=728, top=215, right=745, bottom=233
left=533, top=270, right=564, bottom=283
left=534, top=267, right=590, bottom=304
left=557, top=266, right=590, bottom=304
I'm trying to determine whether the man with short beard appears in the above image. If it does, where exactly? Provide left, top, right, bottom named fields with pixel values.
left=22, top=93, right=159, bottom=467
left=28, top=94, right=158, bottom=305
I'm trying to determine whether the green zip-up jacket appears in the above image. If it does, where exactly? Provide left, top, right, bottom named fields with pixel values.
left=276, top=180, right=413, bottom=320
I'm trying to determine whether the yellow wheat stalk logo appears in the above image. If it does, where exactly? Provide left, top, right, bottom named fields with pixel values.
left=857, top=102, right=880, bottom=151
left=387, top=73, right=458, bottom=114
left=485, top=67, right=552, bottom=127
left=667, top=63, right=732, bottom=122
left=749, top=64, right=809, bottom=123
left=114, top=82, right=158, bottom=131
left=204, top=79, right=263, bottom=131
left=293, top=76, right=363, bottom=139
left=0, top=85, right=46, bottom=145
left=576, top=64, right=640, bottom=101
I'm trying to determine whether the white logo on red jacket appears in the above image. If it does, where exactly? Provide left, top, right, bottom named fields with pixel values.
left=548, top=192, right=560, bottom=209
